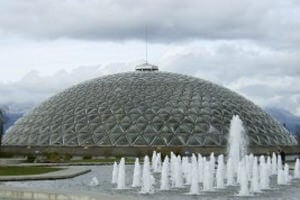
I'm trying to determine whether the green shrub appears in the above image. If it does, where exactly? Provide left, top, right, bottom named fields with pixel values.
left=26, top=154, right=36, bottom=162
left=46, top=152, right=61, bottom=163
left=63, top=154, right=72, bottom=161
left=83, top=155, right=92, bottom=160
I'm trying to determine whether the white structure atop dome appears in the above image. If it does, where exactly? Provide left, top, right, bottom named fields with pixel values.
left=135, top=63, right=159, bottom=71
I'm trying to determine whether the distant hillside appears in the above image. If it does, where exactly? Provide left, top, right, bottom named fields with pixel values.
left=0, top=102, right=34, bottom=133
left=264, top=107, right=300, bottom=135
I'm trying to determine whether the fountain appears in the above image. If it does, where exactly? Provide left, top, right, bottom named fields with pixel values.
left=198, top=154, right=204, bottom=184
left=226, top=158, right=234, bottom=186
left=203, top=159, right=213, bottom=191
left=172, top=155, right=184, bottom=188
left=152, top=151, right=162, bottom=173
left=141, top=156, right=154, bottom=194
left=294, top=158, right=300, bottom=178
left=284, top=163, right=291, bottom=184
left=278, top=155, right=283, bottom=171
left=251, top=157, right=260, bottom=193
left=238, top=159, right=250, bottom=196
left=89, top=177, right=99, bottom=186
left=160, top=156, right=170, bottom=190
left=132, top=158, right=141, bottom=187
left=117, top=157, right=126, bottom=189
left=108, top=114, right=300, bottom=198
left=182, top=156, right=191, bottom=185
left=216, top=154, right=225, bottom=189
left=152, top=151, right=157, bottom=169
left=272, top=152, right=277, bottom=175
left=227, top=115, right=248, bottom=177
left=259, top=159, right=270, bottom=190
left=112, top=161, right=118, bottom=184
left=277, top=168, right=286, bottom=185
left=189, top=154, right=200, bottom=194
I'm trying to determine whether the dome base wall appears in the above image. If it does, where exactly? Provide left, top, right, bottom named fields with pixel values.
left=1, top=145, right=300, bottom=157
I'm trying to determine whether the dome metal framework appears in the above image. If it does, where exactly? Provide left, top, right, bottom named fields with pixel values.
left=3, top=71, right=297, bottom=147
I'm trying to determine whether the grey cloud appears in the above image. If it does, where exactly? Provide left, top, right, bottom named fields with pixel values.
left=0, top=64, right=132, bottom=105
left=157, top=41, right=300, bottom=115
left=0, top=0, right=300, bottom=48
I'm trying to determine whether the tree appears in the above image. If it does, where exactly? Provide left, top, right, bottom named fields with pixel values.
left=0, top=109, right=3, bottom=146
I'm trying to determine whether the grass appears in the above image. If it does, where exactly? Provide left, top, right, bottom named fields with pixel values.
left=0, top=166, right=63, bottom=176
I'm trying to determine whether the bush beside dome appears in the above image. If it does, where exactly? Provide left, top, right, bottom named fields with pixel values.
left=2, top=69, right=297, bottom=156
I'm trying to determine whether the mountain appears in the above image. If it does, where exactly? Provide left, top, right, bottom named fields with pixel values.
left=0, top=102, right=35, bottom=133
left=264, top=107, right=300, bottom=135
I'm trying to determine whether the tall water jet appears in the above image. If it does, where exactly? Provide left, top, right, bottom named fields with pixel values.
left=245, top=154, right=253, bottom=180
left=160, top=156, right=170, bottom=190
left=226, top=158, right=234, bottom=186
left=141, top=156, right=154, bottom=193
left=209, top=152, right=215, bottom=187
left=238, top=160, right=250, bottom=196
left=277, top=168, right=286, bottom=185
left=251, top=157, right=260, bottom=193
left=284, top=163, right=291, bottom=184
left=154, top=152, right=162, bottom=173
left=189, top=154, right=200, bottom=194
left=278, top=155, right=283, bottom=171
left=182, top=156, right=191, bottom=185
left=117, top=158, right=126, bottom=189
left=266, top=156, right=272, bottom=176
left=227, top=115, right=248, bottom=176
left=294, top=158, right=300, bottom=179
left=132, top=158, right=141, bottom=187
left=271, top=152, right=277, bottom=175
left=216, top=154, right=225, bottom=189
left=198, top=154, right=204, bottom=183
left=259, top=160, right=270, bottom=190
left=112, top=161, right=118, bottom=184
left=89, top=177, right=99, bottom=186
left=173, top=155, right=184, bottom=188
left=203, top=159, right=213, bottom=191
left=152, top=151, right=157, bottom=170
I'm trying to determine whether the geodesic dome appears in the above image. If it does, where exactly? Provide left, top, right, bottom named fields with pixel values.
left=3, top=69, right=297, bottom=146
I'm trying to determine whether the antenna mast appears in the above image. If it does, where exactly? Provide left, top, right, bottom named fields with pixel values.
left=145, top=25, right=148, bottom=64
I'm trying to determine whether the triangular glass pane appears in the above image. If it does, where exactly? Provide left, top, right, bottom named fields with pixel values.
left=127, top=125, right=139, bottom=133
left=143, top=134, right=156, bottom=145
left=119, top=123, right=131, bottom=131
left=98, top=135, right=111, bottom=145
left=109, top=133, right=122, bottom=145
left=126, top=133, right=139, bottom=145
left=169, top=136, right=183, bottom=145
left=151, top=136, right=167, bottom=145
left=116, top=135, right=129, bottom=145
left=75, top=124, right=88, bottom=132
left=136, top=116, right=147, bottom=124
left=187, top=135, right=200, bottom=145
left=133, top=136, right=147, bottom=145
left=144, top=125, right=157, bottom=134
left=177, top=134, right=189, bottom=145
left=160, top=133, right=173, bottom=144
left=77, top=133, right=93, bottom=145
left=120, top=116, right=131, bottom=124
left=160, top=125, right=171, bottom=134
left=145, top=113, right=155, bottom=121
left=110, top=125, right=123, bottom=134
left=152, top=116, right=161, bottom=123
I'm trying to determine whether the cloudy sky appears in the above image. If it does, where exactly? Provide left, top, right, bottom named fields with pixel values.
left=0, top=0, right=300, bottom=115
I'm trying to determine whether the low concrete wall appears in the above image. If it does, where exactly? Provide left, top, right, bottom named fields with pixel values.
left=0, top=158, right=26, bottom=165
left=0, top=186, right=137, bottom=200
left=1, top=145, right=300, bottom=157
